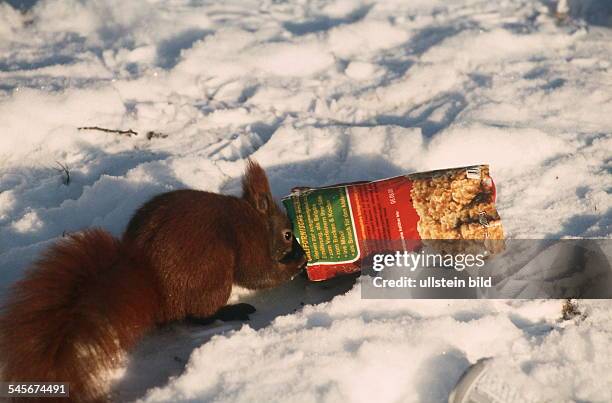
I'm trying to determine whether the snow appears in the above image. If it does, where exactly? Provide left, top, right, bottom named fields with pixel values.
left=0, top=0, right=611, bottom=402
left=140, top=297, right=612, bottom=403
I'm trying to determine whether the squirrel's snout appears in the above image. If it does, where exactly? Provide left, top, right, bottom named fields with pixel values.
left=278, top=237, right=307, bottom=266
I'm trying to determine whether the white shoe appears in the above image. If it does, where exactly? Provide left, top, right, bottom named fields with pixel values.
left=448, top=358, right=540, bottom=403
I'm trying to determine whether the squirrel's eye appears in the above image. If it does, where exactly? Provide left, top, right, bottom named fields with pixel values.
left=283, top=230, right=292, bottom=241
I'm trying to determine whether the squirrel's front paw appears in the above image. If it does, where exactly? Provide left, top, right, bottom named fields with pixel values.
left=215, top=303, right=256, bottom=322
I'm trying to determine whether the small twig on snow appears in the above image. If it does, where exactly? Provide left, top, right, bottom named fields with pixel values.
left=78, top=126, right=167, bottom=140
left=146, top=131, right=168, bottom=140
left=78, top=126, right=138, bottom=137
left=55, top=161, right=71, bottom=186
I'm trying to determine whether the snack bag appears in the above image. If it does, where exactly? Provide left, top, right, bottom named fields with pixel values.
left=282, top=165, right=504, bottom=281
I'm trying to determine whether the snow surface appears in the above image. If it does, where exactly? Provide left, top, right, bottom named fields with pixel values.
left=0, top=0, right=611, bottom=402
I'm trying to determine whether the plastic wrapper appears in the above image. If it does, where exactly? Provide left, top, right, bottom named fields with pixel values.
left=282, top=165, right=504, bottom=281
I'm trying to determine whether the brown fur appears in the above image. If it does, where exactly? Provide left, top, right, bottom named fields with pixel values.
left=0, top=160, right=305, bottom=402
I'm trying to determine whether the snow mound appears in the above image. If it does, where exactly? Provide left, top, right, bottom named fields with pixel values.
left=140, top=293, right=612, bottom=403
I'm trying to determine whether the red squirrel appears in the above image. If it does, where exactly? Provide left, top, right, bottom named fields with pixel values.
left=0, top=159, right=306, bottom=402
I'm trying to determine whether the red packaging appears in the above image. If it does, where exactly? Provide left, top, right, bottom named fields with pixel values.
left=282, top=165, right=504, bottom=281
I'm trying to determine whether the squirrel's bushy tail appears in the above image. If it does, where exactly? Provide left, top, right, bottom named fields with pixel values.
left=0, top=229, right=160, bottom=402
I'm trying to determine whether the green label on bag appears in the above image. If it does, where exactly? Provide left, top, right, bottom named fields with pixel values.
left=283, top=187, right=358, bottom=264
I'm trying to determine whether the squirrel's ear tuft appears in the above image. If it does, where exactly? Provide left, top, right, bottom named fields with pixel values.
left=242, top=159, right=272, bottom=214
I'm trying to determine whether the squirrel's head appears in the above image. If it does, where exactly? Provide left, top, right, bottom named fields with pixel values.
left=242, top=159, right=306, bottom=285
